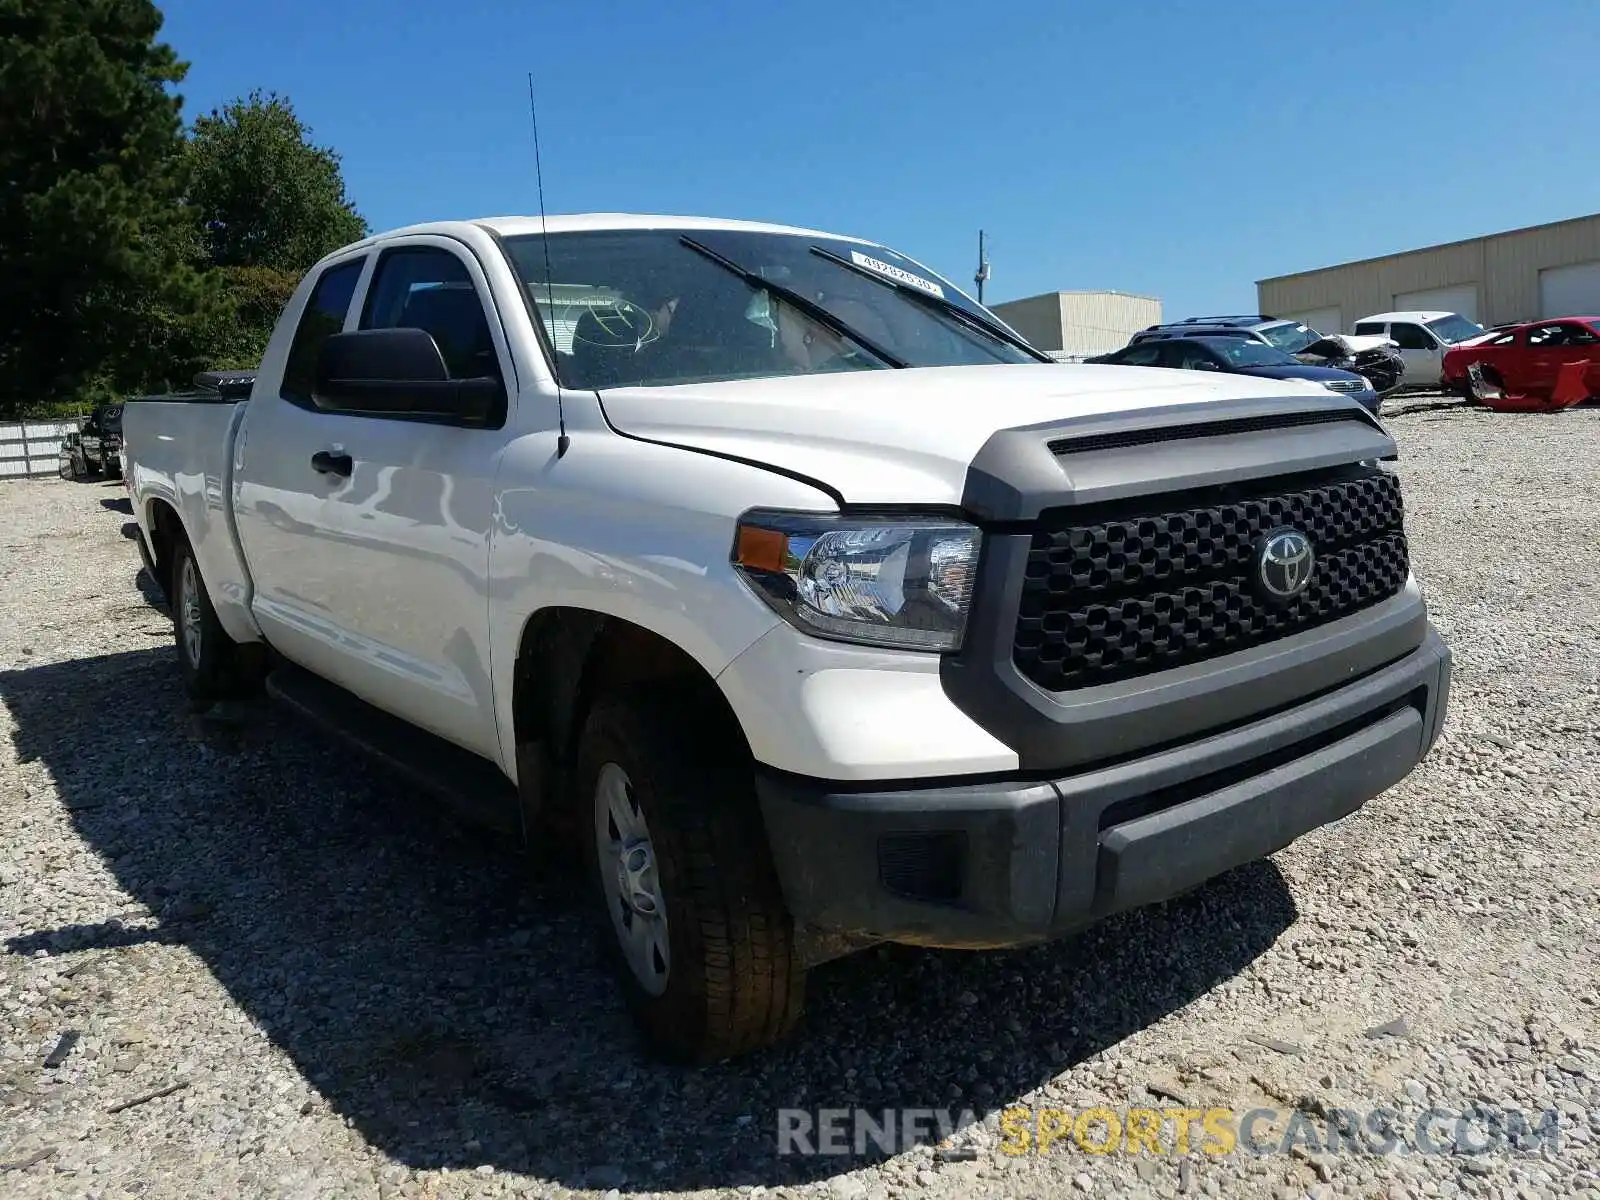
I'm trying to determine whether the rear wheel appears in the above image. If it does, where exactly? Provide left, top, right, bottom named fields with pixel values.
left=577, top=688, right=805, bottom=1063
left=171, top=537, right=255, bottom=708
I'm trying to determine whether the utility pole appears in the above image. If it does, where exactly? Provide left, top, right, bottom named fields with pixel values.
left=974, top=230, right=991, bottom=305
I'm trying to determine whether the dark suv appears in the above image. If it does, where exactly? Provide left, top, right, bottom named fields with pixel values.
left=1087, top=335, right=1380, bottom=414
left=1129, top=314, right=1325, bottom=355
left=61, top=404, right=125, bottom=479
left=85, top=404, right=124, bottom=477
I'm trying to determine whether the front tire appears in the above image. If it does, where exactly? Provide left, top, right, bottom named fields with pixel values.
left=171, top=537, right=253, bottom=708
left=577, top=688, right=805, bottom=1063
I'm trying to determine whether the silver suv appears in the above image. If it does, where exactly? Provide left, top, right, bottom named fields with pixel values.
left=1129, top=314, right=1324, bottom=355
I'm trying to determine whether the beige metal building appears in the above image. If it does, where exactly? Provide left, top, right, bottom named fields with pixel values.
left=1257, top=212, right=1600, bottom=333
left=990, top=290, right=1162, bottom=359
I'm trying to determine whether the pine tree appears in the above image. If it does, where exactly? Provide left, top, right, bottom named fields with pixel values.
left=0, top=0, right=202, bottom=413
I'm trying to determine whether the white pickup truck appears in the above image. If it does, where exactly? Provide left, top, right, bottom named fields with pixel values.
left=124, top=213, right=1451, bottom=1063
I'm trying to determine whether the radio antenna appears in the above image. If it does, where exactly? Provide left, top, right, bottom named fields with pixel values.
left=528, top=72, right=568, bottom=458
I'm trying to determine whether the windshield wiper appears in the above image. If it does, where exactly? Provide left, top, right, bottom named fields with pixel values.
left=678, top=236, right=909, bottom=369
left=808, top=246, right=1053, bottom=363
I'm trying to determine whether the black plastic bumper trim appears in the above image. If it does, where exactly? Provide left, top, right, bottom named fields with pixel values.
left=755, top=629, right=1449, bottom=949
left=1095, top=706, right=1420, bottom=915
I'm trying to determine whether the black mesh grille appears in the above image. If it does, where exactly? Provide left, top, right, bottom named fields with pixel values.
left=1013, top=468, right=1408, bottom=691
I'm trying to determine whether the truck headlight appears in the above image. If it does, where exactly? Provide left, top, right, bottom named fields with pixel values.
left=733, top=511, right=981, bottom=651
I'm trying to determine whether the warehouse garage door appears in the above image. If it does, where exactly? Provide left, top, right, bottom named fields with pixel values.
left=1285, top=307, right=1342, bottom=335
left=1392, top=285, right=1479, bottom=322
left=1538, top=260, right=1600, bottom=318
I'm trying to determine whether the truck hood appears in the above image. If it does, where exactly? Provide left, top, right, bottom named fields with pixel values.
left=595, top=363, right=1343, bottom=506
left=1331, top=334, right=1397, bottom=354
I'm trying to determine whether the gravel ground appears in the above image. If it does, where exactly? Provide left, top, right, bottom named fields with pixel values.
left=2, top=399, right=1598, bottom=1200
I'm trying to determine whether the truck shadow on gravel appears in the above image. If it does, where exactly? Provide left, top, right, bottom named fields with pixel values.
left=2, top=648, right=1296, bottom=1192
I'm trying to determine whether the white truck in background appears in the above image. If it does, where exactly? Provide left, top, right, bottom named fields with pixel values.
left=1352, top=310, right=1486, bottom=388
left=123, top=214, right=1451, bottom=1062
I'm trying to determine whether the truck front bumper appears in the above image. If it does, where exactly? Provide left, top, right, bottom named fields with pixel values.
left=756, top=628, right=1450, bottom=949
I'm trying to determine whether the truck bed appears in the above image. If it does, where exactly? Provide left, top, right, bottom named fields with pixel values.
left=123, top=394, right=261, bottom=646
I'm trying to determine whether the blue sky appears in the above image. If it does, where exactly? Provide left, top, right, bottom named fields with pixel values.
left=159, top=0, right=1600, bottom=318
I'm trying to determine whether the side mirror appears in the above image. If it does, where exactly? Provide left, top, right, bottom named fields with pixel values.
left=313, top=328, right=504, bottom=427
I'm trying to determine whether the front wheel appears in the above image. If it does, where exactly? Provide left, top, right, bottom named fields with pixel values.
left=578, top=688, right=805, bottom=1063
left=171, top=538, right=255, bottom=708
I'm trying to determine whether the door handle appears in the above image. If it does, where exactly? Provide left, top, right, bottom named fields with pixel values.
left=311, top=450, right=353, bottom=477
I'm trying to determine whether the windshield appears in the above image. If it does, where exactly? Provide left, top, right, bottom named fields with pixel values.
left=1201, top=338, right=1297, bottom=367
left=1425, top=314, right=1484, bottom=344
left=1257, top=321, right=1320, bottom=354
left=500, top=229, right=1039, bottom=389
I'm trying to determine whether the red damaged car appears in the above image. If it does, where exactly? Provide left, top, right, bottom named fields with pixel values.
left=1443, top=316, right=1600, bottom=401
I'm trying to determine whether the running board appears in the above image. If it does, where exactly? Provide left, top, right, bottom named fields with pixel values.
left=265, top=664, right=521, bottom=837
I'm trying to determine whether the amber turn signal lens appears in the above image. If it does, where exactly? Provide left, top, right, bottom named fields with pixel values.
left=734, top=524, right=788, bottom=573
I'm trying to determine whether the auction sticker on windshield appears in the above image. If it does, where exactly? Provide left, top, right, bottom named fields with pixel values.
left=850, top=251, right=945, bottom=298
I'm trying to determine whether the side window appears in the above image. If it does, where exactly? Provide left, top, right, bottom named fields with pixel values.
left=1166, top=342, right=1215, bottom=370
left=1530, top=323, right=1596, bottom=347
left=361, top=247, right=499, bottom=381
left=1118, top=343, right=1163, bottom=366
left=281, top=259, right=364, bottom=404
left=1353, top=322, right=1387, bottom=336
left=1488, top=332, right=1517, bottom=346
left=1389, top=323, right=1433, bottom=350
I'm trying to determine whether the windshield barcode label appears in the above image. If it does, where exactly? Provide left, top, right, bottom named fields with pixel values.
left=850, top=251, right=944, bottom=298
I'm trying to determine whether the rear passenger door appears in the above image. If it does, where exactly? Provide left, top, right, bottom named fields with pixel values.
left=1110, top=343, right=1163, bottom=367
left=234, top=253, right=370, bottom=679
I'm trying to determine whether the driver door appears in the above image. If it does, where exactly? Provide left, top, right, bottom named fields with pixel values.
left=1525, top=322, right=1600, bottom=393
left=234, top=239, right=513, bottom=762
left=1389, top=322, right=1441, bottom=387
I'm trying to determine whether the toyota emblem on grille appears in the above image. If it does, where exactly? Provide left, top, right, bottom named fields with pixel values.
left=1256, top=529, right=1315, bottom=601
